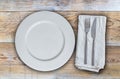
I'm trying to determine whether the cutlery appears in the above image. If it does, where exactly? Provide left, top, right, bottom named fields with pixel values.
left=84, top=18, right=90, bottom=64
left=91, top=18, right=97, bottom=66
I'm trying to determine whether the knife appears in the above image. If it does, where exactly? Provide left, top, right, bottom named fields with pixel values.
left=91, top=18, right=97, bottom=66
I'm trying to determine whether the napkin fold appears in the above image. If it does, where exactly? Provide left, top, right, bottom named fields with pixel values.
left=75, top=15, right=107, bottom=72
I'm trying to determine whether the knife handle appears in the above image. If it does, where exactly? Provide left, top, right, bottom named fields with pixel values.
left=84, top=34, right=87, bottom=64
left=92, top=39, right=95, bottom=66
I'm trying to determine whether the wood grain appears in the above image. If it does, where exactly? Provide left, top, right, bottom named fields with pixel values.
left=0, top=0, right=120, bottom=11
left=1, top=43, right=120, bottom=78
left=1, top=43, right=120, bottom=65
left=0, top=11, right=120, bottom=46
left=0, top=1, right=120, bottom=78
left=0, top=0, right=120, bottom=78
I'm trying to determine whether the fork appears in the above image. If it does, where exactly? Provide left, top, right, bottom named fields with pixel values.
left=84, top=18, right=90, bottom=64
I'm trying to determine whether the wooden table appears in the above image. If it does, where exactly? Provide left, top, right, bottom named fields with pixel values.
left=0, top=0, right=120, bottom=79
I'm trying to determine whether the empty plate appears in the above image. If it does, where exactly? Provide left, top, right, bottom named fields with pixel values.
left=15, top=11, right=75, bottom=71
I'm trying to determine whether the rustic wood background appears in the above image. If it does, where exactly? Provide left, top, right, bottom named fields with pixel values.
left=0, top=0, right=120, bottom=79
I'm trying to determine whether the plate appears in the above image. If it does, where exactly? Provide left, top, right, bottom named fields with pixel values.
left=15, top=11, right=75, bottom=71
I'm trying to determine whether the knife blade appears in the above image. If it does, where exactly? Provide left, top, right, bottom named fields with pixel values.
left=91, top=18, right=97, bottom=66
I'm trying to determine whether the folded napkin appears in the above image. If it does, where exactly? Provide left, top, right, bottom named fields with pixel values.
left=75, top=15, right=107, bottom=72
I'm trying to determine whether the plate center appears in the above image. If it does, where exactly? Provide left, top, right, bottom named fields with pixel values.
left=25, top=21, right=64, bottom=61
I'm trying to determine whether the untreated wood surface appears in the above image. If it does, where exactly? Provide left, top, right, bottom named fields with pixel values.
left=0, top=11, right=120, bottom=46
left=0, top=0, right=120, bottom=11
left=0, top=0, right=120, bottom=79
left=0, top=11, right=120, bottom=78
left=1, top=43, right=120, bottom=78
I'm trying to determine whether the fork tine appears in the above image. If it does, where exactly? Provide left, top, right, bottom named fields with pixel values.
left=85, top=18, right=90, bottom=32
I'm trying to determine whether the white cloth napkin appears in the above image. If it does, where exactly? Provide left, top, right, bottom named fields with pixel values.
left=75, top=15, right=107, bottom=72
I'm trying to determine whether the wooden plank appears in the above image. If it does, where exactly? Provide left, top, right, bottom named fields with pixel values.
left=1, top=43, right=120, bottom=78
left=0, top=1, right=119, bottom=78
left=0, top=11, right=120, bottom=46
left=0, top=43, right=22, bottom=65
left=0, top=0, right=120, bottom=11
left=0, top=0, right=72, bottom=11
left=72, top=0, right=120, bottom=11
left=1, top=43, right=120, bottom=65
left=1, top=64, right=120, bottom=78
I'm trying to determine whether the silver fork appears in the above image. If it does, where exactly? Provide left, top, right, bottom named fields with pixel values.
left=84, top=18, right=90, bottom=64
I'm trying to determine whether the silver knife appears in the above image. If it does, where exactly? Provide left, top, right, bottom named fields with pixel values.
left=91, top=18, right=97, bottom=66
